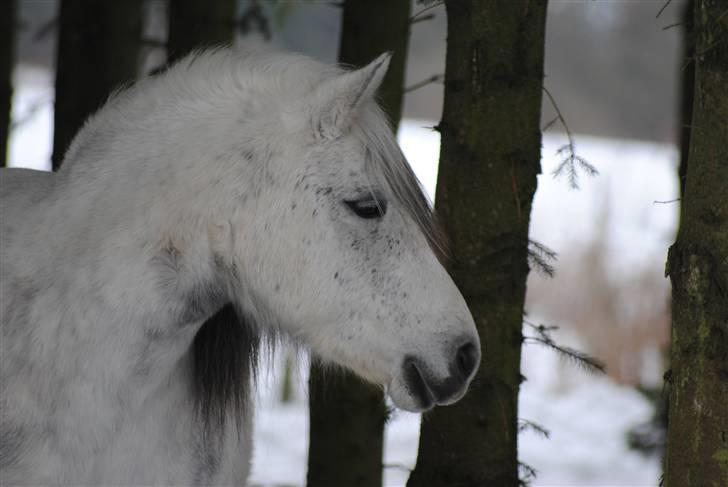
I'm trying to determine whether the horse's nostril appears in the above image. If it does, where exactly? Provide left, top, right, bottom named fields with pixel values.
left=456, top=342, right=479, bottom=379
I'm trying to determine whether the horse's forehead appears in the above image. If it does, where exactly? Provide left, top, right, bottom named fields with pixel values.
left=295, top=139, right=368, bottom=179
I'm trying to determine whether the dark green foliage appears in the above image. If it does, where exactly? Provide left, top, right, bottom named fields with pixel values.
left=407, top=1, right=548, bottom=485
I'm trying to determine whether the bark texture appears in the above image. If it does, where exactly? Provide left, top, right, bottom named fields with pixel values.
left=167, top=0, right=236, bottom=64
left=52, top=0, right=142, bottom=170
left=306, top=1, right=410, bottom=486
left=407, top=1, right=547, bottom=486
left=665, top=1, right=728, bottom=486
left=0, top=0, right=14, bottom=167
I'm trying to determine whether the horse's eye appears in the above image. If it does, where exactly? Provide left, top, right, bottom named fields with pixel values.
left=344, top=197, right=387, bottom=219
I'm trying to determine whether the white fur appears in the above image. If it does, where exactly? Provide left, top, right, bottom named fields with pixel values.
left=0, top=46, right=479, bottom=485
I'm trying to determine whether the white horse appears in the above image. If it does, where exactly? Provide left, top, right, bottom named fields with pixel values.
left=0, top=47, right=480, bottom=485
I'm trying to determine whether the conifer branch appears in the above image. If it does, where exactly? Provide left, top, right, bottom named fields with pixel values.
left=518, top=419, right=551, bottom=439
left=542, top=86, right=598, bottom=189
left=518, top=461, right=538, bottom=486
left=527, top=239, right=558, bottom=278
left=523, top=320, right=606, bottom=375
left=405, top=74, right=444, bottom=93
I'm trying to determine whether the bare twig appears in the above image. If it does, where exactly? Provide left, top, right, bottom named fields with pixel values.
left=541, top=115, right=559, bottom=132
left=34, top=17, right=58, bottom=41
left=410, top=1, right=443, bottom=24
left=656, top=0, right=673, bottom=19
left=662, top=22, right=684, bottom=31
left=10, top=97, right=51, bottom=131
left=411, top=13, right=435, bottom=25
left=654, top=198, right=681, bottom=204
left=405, top=74, right=444, bottom=93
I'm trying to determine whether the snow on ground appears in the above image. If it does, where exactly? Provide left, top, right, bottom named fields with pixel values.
left=9, top=68, right=671, bottom=486
left=249, top=339, right=662, bottom=487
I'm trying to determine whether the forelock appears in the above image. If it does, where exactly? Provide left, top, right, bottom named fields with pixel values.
left=353, top=106, right=446, bottom=256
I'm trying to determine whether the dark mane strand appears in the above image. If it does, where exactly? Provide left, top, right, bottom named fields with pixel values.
left=192, top=303, right=260, bottom=438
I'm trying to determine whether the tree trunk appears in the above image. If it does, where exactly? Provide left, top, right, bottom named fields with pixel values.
left=678, top=0, right=695, bottom=199
left=0, top=0, right=14, bottom=168
left=167, top=0, right=236, bottom=64
left=407, top=1, right=547, bottom=486
left=336, top=0, right=410, bottom=128
left=664, top=1, right=728, bottom=486
left=52, top=0, right=142, bottom=171
left=306, top=2, right=410, bottom=486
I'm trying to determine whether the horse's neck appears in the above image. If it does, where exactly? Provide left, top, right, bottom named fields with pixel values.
left=1, top=171, right=223, bottom=458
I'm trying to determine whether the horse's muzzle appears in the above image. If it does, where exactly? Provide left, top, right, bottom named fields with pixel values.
left=401, top=339, right=480, bottom=410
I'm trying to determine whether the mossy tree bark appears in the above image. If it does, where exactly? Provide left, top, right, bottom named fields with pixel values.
left=407, top=1, right=547, bottom=486
left=52, top=0, right=142, bottom=170
left=0, top=0, right=15, bottom=167
left=306, top=1, right=410, bottom=486
left=167, top=0, right=236, bottom=64
left=664, top=1, right=728, bottom=486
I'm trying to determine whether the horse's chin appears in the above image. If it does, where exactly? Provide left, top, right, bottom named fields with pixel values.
left=387, top=378, right=435, bottom=413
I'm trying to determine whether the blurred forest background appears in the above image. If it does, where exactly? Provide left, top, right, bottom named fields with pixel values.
left=15, top=0, right=684, bottom=142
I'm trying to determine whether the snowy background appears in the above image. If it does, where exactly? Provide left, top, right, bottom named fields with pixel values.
left=9, top=65, right=675, bottom=486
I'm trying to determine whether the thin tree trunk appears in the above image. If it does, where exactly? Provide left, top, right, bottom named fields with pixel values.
left=408, top=1, right=547, bottom=486
left=1, top=0, right=16, bottom=167
left=306, top=1, right=410, bottom=486
left=52, top=0, right=142, bottom=171
left=664, top=1, right=728, bottom=486
left=167, top=0, right=236, bottom=64
left=336, top=0, right=410, bottom=128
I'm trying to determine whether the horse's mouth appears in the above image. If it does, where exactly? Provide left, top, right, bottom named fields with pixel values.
left=402, top=357, right=435, bottom=410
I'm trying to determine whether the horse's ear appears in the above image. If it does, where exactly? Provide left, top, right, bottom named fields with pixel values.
left=309, top=52, right=391, bottom=140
